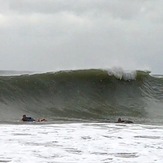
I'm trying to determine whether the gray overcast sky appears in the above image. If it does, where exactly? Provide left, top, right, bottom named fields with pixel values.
left=0, top=0, right=163, bottom=73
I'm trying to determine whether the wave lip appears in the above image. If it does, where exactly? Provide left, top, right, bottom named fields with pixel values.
left=107, top=67, right=137, bottom=80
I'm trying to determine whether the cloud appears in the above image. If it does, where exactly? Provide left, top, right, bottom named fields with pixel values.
left=0, top=0, right=163, bottom=73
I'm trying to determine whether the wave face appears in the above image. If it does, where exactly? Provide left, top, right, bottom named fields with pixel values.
left=0, top=69, right=163, bottom=123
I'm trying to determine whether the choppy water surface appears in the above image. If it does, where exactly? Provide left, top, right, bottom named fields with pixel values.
left=0, top=123, right=163, bottom=163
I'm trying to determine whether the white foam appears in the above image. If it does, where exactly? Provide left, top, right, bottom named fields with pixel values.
left=107, top=67, right=137, bottom=80
left=0, top=123, right=163, bottom=163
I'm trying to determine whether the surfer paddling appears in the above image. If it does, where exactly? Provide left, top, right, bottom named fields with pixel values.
left=116, top=118, right=133, bottom=124
left=22, top=115, right=47, bottom=122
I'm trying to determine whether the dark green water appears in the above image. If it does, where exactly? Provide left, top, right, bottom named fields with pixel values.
left=0, top=69, right=163, bottom=124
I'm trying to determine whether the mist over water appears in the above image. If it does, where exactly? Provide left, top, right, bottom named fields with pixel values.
left=0, top=68, right=163, bottom=124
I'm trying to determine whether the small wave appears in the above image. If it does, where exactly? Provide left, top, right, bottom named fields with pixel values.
left=0, top=70, right=34, bottom=76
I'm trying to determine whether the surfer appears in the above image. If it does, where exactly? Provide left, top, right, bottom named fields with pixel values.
left=21, top=115, right=47, bottom=122
left=22, top=115, right=35, bottom=122
left=116, top=118, right=133, bottom=124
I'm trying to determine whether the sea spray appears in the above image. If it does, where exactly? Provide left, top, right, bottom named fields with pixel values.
left=107, top=67, right=136, bottom=80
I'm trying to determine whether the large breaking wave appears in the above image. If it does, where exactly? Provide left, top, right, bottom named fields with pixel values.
left=0, top=68, right=163, bottom=124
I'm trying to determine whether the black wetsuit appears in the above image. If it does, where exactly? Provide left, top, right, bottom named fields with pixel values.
left=116, top=119, right=133, bottom=124
left=22, top=117, right=35, bottom=122
left=124, top=120, right=133, bottom=124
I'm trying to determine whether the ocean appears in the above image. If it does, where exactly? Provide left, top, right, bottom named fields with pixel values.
left=0, top=68, right=163, bottom=162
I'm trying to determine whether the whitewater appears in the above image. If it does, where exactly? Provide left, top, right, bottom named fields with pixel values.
left=0, top=123, right=163, bottom=163
left=0, top=68, right=163, bottom=162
